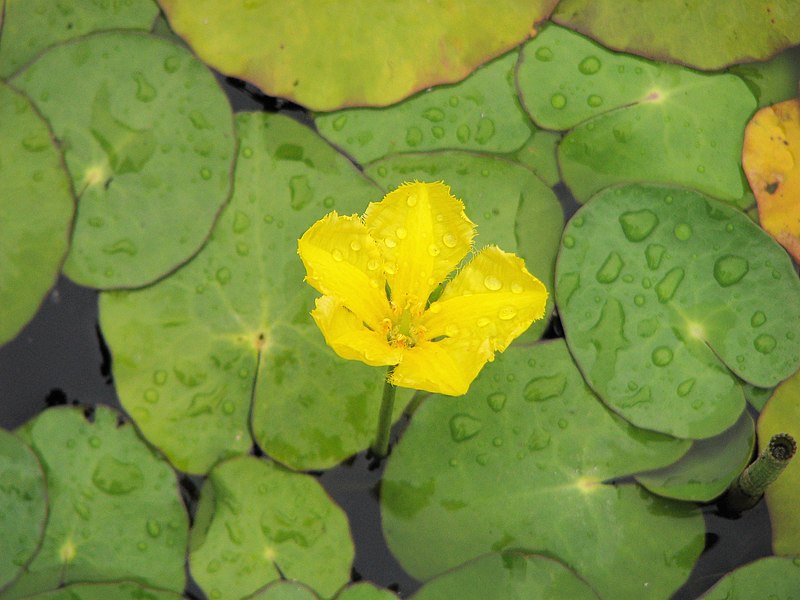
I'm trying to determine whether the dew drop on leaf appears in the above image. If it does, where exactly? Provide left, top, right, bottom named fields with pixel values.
left=449, top=414, right=482, bottom=442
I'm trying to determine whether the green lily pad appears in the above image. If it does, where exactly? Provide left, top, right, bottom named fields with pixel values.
left=516, top=25, right=755, bottom=204
left=2, top=406, right=187, bottom=599
left=698, top=556, right=800, bottom=599
left=556, top=184, right=800, bottom=439
left=336, top=583, right=399, bottom=600
left=365, top=151, right=564, bottom=341
left=159, top=0, right=556, bottom=111
left=0, top=81, right=74, bottom=346
left=247, top=581, right=317, bottom=600
left=757, top=368, right=800, bottom=556
left=411, top=552, right=600, bottom=600
left=0, top=0, right=159, bottom=77
left=189, top=456, right=353, bottom=600
left=382, top=340, right=701, bottom=599
left=11, top=31, right=235, bottom=289
left=21, top=582, right=184, bottom=600
left=100, top=112, right=409, bottom=473
left=552, top=0, right=800, bottom=71
left=636, top=411, right=755, bottom=502
left=0, top=429, right=47, bottom=590
left=315, top=50, right=532, bottom=164
left=730, top=45, right=800, bottom=109
left=507, top=129, right=561, bottom=187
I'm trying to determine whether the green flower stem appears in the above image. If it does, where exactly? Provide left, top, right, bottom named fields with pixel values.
left=718, top=433, right=796, bottom=515
left=371, top=367, right=397, bottom=458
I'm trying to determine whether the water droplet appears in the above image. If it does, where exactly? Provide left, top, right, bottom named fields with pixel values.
left=147, top=519, right=162, bottom=537
left=427, top=244, right=440, bottom=257
left=754, top=334, right=777, bottom=354
left=677, top=379, right=695, bottom=397
left=641, top=277, right=652, bottom=289
left=550, top=93, right=567, bottom=109
left=673, top=223, right=692, bottom=241
left=491, top=437, right=504, bottom=448
left=645, top=244, right=666, bottom=270
left=133, top=72, right=157, bottom=102
left=102, top=238, right=137, bottom=256
left=406, top=127, right=423, bottom=147
left=347, top=240, right=361, bottom=252
left=655, top=267, right=684, bottom=303
left=396, top=227, right=408, bottom=240
left=557, top=419, right=568, bottom=429
left=487, top=392, right=506, bottom=412
left=475, top=453, right=489, bottom=466
left=498, top=306, right=517, bottom=320
left=92, top=455, right=144, bottom=495
left=332, top=249, right=344, bottom=262
left=449, top=414, right=482, bottom=442
left=578, top=56, right=601, bottom=74
left=154, top=370, right=167, bottom=385
left=367, top=258, right=380, bottom=271
left=713, top=255, right=749, bottom=287
left=384, top=238, right=397, bottom=249
left=322, top=196, right=335, bottom=208
left=236, top=242, right=249, bottom=256
left=696, top=165, right=706, bottom=173
left=88, top=436, right=101, bottom=449
left=163, top=56, right=181, bottom=73
left=587, top=94, right=603, bottom=107
left=652, top=346, right=674, bottom=366
left=445, top=323, right=460, bottom=337
left=527, top=428, right=551, bottom=451
left=725, top=223, right=734, bottom=233
left=475, top=117, right=495, bottom=144
left=524, top=374, right=567, bottom=402
left=88, top=216, right=104, bottom=228
left=221, top=400, right=235, bottom=415
left=511, top=282, right=523, bottom=294
left=750, top=311, right=767, bottom=327
left=634, top=294, right=645, bottom=306
left=199, top=167, right=212, bottom=180
left=456, top=124, right=471, bottom=143
left=442, top=233, right=457, bottom=248
left=619, top=209, right=659, bottom=241
left=74, top=502, right=90, bottom=520
left=189, top=111, right=212, bottom=130
left=563, top=235, right=575, bottom=248
left=289, top=175, right=313, bottom=210
left=232, top=210, right=251, bottom=233
left=332, top=115, right=347, bottom=131
left=572, top=216, right=585, bottom=228
left=484, top=276, right=502, bottom=291
left=638, top=318, right=658, bottom=338
left=535, top=46, right=554, bottom=61
left=596, top=251, right=624, bottom=283
left=476, top=317, right=491, bottom=327
left=422, top=108, right=445, bottom=122
left=144, top=389, right=159, bottom=404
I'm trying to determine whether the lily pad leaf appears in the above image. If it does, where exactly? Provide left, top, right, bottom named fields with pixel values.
left=0, top=81, right=74, bottom=346
left=158, top=0, right=557, bottom=111
left=698, top=556, right=800, bottom=599
left=100, top=112, right=409, bottom=474
left=365, top=151, right=564, bottom=342
left=743, top=99, right=800, bottom=262
left=636, top=411, right=755, bottom=502
left=730, top=46, right=800, bottom=109
left=3, top=406, right=187, bottom=598
left=0, top=0, right=159, bottom=77
left=11, top=31, right=236, bottom=289
left=552, top=0, right=800, bottom=71
left=315, top=50, right=532, bottom=164
left=189, top=456, right=353, bottom=600
left=757, top=368, right=800, bottom=556
left=516, top=25, right=755, bottom=205
left=382, top=340, right=701, bottom=599
left=336, top=583, right=399, bottom=600
left=19, top=581, right=184, bottom=600
left=411, top=552, right=599, bottom=600
left=0, top=429, right=47, bottom=591
left=556, top=184, right=800, bottom=439
left=246, top=581, right=318, bottom=600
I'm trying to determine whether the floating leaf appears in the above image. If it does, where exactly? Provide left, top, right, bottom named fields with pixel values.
left=382, top=341, right=701, bottom=599
left=22, top=582, right=183, bottom=600
left=516, top=25, right=755, bottom=205
left=189, top=456, right=353, bottom=600
left=411, top=552, right=599, bottom=600
left=552, top=0, right=800, bottom=71
left=742, top=98, right=800, bottom=262
left=100, top=112, right=409, bottom=473
left=158, top=0, right=557, bottom=111
left=336, top=583, right=399, bottom=600
left=757, top=368, right=800, bottom=556
left=247, top=581, right=317, bottom=600
left=315, top=50, right=532, bottom=164
left=11, top=31, right=235, bottom=288
left=636, top=411, right=755, bottom=502
left=730, top=46, right=800, bottom=109
left=0, top=429, right=47, bottom=590
left=3, top=406, right=187, bottom=598
left=556, top=184, right=800, bottom=439
left=698, top=556, right=800, bottom=599
left=365, top=151, right=564, bottom=341
left=0, top=0, right=159, bottom=77
left=0, top=81, right=73, bottom=346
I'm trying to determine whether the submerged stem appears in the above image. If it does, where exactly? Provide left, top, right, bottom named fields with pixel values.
left=371, top=367, right=397, bottom=458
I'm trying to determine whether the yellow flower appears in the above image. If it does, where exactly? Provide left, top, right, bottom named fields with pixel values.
left=297, top=181, right=548, bottom=396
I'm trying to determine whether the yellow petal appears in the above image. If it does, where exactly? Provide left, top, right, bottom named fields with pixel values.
left=421, top=245, right=548, bottom=354
left=364, top=181, right=475, bottom=312
left=390, top=337, right=487, bottom=396
left=311, top=296, right=403, bottom=367
left=298, top=212, right=391, bottom=331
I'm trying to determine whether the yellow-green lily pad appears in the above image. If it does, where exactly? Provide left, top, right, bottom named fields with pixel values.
left=189, top=456, right=353, bottom=600
left=382, top=340, right=701, bottom=599
left=0, top=81, right=74, bottom=346
left=698, top=557, right=800, bottom=599
left=158, top=0, right=557, bottom=111
left=556, top=184, right=800, bottom=439
left=11, top=31, right=236, bottom=289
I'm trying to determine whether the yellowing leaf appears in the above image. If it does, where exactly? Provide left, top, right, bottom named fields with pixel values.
left=743, top=99, right=800, bottom=262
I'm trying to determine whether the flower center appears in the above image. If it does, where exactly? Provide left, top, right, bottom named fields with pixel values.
left=385, top=306, right=424, bottom=349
